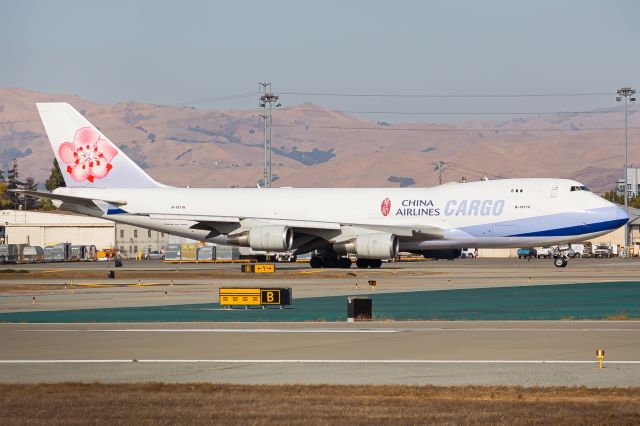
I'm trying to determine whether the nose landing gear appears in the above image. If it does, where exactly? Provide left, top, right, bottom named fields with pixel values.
left=553, top=254, right=568, bottom=268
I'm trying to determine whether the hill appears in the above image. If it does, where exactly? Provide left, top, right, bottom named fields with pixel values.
left=1, top=87, right=638, bottom=192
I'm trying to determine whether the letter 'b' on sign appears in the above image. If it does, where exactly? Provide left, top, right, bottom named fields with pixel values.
left=260, top=289, right=280, bottom=304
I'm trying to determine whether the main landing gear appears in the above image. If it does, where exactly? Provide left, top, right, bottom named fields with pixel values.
left=553, top=254, right=568, bottom=268
left=309, top=250, right=381, bottom=269
left=310, top=253, right=353, bottom=269
left=355, top=258, right=383, bottom=269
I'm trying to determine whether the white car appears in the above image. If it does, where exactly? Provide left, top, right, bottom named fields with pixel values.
left=145, top=250, right=165, bottom=260
left=536, top=246, right=556, bottom=259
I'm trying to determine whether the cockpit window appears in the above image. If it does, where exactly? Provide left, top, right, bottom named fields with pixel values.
left=570, top=185, right=590, bottom=192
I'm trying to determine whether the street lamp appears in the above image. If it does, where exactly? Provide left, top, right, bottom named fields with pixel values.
left=616, top=87, right=636, bottom=250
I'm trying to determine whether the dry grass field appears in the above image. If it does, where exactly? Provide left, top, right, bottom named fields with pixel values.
left=1, top=384, right=638, bottom=425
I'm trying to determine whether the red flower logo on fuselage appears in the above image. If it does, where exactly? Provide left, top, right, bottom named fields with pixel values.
left=58, top=127, right=118, bottom=183
left=381, top=198, right=391, bottom=216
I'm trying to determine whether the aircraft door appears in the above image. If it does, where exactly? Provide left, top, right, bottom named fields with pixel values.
left=550, top=185, right=558, bottom=198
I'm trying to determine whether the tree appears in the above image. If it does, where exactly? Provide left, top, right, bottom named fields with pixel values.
left=45, top=159, right=66, bottom=192
left=602, top=190, right=624, bottom=205
left=6, top=159, right=21, bottom=208
left=22, top=177, right=39, bottom=210
left=0, top=183, right=12, bottom=209
left=603, top=188, right=640, bottom=209
left=0, top=168, right=5, bottom=182
left=39, top=159, right=66, bottom=210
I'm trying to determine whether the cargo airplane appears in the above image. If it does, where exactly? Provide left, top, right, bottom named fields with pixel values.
left=16, top=103, right=628, bottom=268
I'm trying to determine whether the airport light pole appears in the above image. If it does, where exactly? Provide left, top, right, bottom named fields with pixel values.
left=259, top=83, right=281, bottom=188
left=616, top=87, right=637, bottom=249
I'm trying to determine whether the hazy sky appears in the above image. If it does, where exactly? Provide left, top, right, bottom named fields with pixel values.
left=2, top=0, right=639, bottom=122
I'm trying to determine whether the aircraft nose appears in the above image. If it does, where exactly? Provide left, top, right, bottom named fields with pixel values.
left=617, top=206, right=629, bottom=224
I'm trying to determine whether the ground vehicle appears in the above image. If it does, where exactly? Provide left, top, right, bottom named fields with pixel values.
left=517, top=248, right=537, bottom=259
left=96, top=248, right=119, bottom=261
left=145, top=250, right=165, bottom=260
left=460, top=248, right=477, bottom=259
left=536, top=246, right=556, bottom=258
left=567, top=243, right=583, bottom=258
left=593, top=243, right=613, bottom=258
left=581, top=242, right=593, bottom=258
left=556, top=244, right=577, bottom=258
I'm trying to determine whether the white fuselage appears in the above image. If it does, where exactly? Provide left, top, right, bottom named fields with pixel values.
left=55, top=178, right=627, bottom=252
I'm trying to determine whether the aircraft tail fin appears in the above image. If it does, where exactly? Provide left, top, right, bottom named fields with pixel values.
left=36, top=103, right=164, bottom=188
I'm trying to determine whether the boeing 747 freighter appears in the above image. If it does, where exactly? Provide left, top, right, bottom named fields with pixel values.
left=15, top=103, right=628, bottom=268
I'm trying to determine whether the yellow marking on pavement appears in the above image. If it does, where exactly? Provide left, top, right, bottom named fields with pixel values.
left=71, top=282, right=163, bottom=288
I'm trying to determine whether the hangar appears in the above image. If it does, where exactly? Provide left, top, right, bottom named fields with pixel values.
left=0, top=209, right=168, bottom=257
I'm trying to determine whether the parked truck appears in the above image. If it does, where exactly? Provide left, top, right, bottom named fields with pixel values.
left=593, top=243, right=613, bottom=258
left=536, top=246, right=556, bottom=259
left=517, top=248, right=537, bottom=259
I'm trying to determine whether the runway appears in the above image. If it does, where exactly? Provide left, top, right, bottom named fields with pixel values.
left=1, top=321, right=639, bottom=386
left=2, top=259, right=640, bottom=386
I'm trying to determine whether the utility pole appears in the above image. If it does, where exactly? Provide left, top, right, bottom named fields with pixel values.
left=432, top=161, right=451, bottom=185
left=616, top=87, right=637, bottom=250
left=259, top=83, right=281, bottom=188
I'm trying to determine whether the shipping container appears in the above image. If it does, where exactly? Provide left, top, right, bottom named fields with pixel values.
left=197, top=246, right=216, bottom=261
left=180, top=243, right=198, bottom=261
left=69, top=245, right=85, bottom=261
left=44, top=243, right=70, bottom=262
left=0, top=244, right=19, bottom=264
left=215, top=244, right=240, bottom=260
left=84, top=245, right=97, bottom=261
left=164, top=243, right=181, bottom=262
left=22, top=246, right=44, bottom=263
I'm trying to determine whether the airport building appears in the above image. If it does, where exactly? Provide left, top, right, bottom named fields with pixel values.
left=0, top=209, right=169, bottom=257
left=616, top=167, right=640, bottom=199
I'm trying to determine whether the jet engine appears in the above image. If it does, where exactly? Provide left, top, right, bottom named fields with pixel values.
left=334, top=233, right=399, bottom=259
left=226, top=226, right=293, bottom=251
left=421, top=249, right=461, bottom=260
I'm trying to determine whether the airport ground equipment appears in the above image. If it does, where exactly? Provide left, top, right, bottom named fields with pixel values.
left=21, top=245, right=44, bottom=263
left=219, top=287, right=292, bottom=308
left=517, top=248, right=537, bottom=259
left=0, top=244, right=18, bottom=264
left=241, top=263, right=275, bottom=273
left=347, top=297, right=373, bottom=322
left=597, top=348, right=605, bottom=369
left=196, top=246, right=215, bottom=261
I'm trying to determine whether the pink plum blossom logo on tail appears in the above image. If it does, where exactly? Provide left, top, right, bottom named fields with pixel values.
left=58, top=127, right=118, bottom=183
left=381, top=198, right=391, bottom=216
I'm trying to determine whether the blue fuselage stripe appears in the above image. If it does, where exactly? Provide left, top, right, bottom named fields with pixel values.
left=509, top=218, right=627, bottom=237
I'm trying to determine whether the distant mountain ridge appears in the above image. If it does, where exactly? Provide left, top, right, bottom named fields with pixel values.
left=0, top=87, right=638, bottom=192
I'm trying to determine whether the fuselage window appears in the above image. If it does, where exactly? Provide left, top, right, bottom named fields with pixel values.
left=571, top=186, right=590, bottom=192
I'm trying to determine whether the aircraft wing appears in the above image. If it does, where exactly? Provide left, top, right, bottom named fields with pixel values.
left=8, top=189, right=127, bottom=208
left=150, top=212, right=444, bottom=241
left=14, top=190, right=443, bottom=243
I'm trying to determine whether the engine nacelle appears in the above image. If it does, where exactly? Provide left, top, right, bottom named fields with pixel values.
left=422, top=249, right=461, bottom=260
left=226, top=225, right=293, bottom=251
left=334, top=233, right=399, bottom=259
